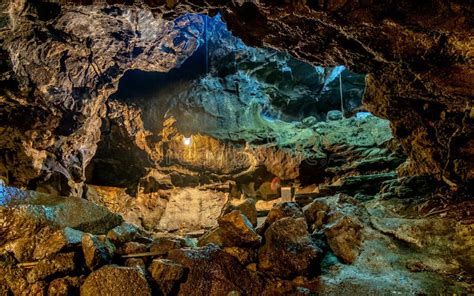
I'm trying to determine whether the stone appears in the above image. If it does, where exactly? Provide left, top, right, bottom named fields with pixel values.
left=116, top=242, right=148, bottom=256
left=80, top=265, right=151, bottom=296
left=124, top=258, right=146, bottom=272
left=324, top=214, right=363, bottom=264
left=258, top=217, right=320, bottom=278
left=82, top=234, right=115, bottom=270
left=149, top=237, right=185, bottom=256
left=0, top=192, right=122, bottom=261
left=257, top=202, right=304, bottom=234
left=303, top=200, right=329, bottom=231
left=48, top=276, right=83, bottom=296
left=198, top=210, right=261, bottom=248
left=326, top=110, right=343, bottom=121
left=223, top=247, right=256, bottom=265
left=148, top=259, right=186, bottom=295
left=168, top=245, right=264, bottom=295
left=106, top=223, right=141, bottom=245
left=158, top=188, right=227, bottom=232
left=26, top=252, right=76, bottom=283
left=223, top=198, right=258, bottom=226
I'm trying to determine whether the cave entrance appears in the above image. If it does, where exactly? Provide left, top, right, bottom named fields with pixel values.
left=85, top=13, right=403, bottom=233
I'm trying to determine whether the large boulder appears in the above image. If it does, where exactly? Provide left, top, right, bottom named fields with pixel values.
left=323, top=213, right=363, bottom=264
left=198, top=210, right=261, bottom=248
left=148, top=259, right=187, bottom=295
left=222, top=198, right=258, bottom=226
left=0, top=192, right=121, bottom=261
left=258, top=217, right=320, bottom=278
left=168, top=245, right=264, bottom=295
left=257, top=202, right=304, bottom=234
left=80, top=265, right=151, bottom=296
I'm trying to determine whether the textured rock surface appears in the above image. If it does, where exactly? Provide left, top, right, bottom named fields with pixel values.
left=198, top=210, right=261, bottom=247
left=80, top=265, right=151, bottom=296
left=258, top=217, right=320, bottom=278
left=168, top=245, right=264, bottom=295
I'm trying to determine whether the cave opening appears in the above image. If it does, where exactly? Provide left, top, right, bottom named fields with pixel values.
left=85, top=13, right=400, bottom=231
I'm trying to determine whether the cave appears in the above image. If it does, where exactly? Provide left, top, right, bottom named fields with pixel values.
left=0, top=1, right=473, bottom=295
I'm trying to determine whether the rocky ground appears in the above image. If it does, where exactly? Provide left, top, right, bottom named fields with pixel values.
left=1, top=179, right=473, bottom=295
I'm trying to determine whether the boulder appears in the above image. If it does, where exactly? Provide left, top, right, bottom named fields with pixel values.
left=149, top=237, right=185, bottom=256
left=48, top=276, right=83, bottom=296
left=26, top=252, right=76, bottom=283
left=116, top=242, right=148, bottom=256
left=326, top=110, right=343, bottom=121
left=168, top=245, right=264, bottom=295
left=80, top=265, right=151, bottom=296
left=107, top=223, right=141, bottom=245
left=82, top=234, right=115, bottom=270
left=257, top=202, right=304, bottom=234
left=222, top=198, right=258, bottom=226
left=0, top=193, right=122, bottom=262
left=223, top=247, right=256, bottom=265
left=198, top=211, right=261, bottom=248
left=148, top=259, right=186, bottom=295
left=303, top=200, right=329, bottom=231
left=258, top=217, right=320, bottom=278
left=323, top=214, right=363, bottom=264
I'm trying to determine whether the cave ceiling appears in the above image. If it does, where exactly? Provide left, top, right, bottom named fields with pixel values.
left=0, top=0, right=472, bottom=192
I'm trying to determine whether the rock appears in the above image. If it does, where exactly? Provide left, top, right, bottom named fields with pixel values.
left=323, top=213, right=363, bottom=264
left=106, top=223, right=141, bottom=245
left=168, top=245, right=264, bottom=295
left=158, top=188, right=227, bottom=232
left=223, top=198, right=258, bottom=226
left=80, top=265, right=151, bottom=296
left=82, top=234, right=115, bottom=270
left=257, top=202, right=304, bottom=234
left=198, top=210, right=261, bottom=248
left=148, top=259, right=186, bottom=295
left=302, top=116, right=318, bottom=127
left=223, top=247, right=256, bottom=265
left=116, top=242, right=148, bottom=256
left=149, top=237, right=185, bottom=256
left=0, top=192, right=122, bottom=261
left=48, top=276, right=83, bottom=296
left=26, top=252, right=76, bottom=283
left=303, top=200, right=329, bottom=231
left=124, top=258, right=146, bottom=272
left=258, top=217, right=320, bottom=278
left=326, top=110, right=343, bottom=121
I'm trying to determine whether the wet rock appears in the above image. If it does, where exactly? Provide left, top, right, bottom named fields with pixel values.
left=80, top=265, right=151, bottom=296
left=198, top=210, right=261, bottom=248
left=148, top=259, right=186, bottom=295
left=257, top=202, right=304, bottom=234
left=82, top=234, right=115, bottom=270
left=168, top=245, right=264, bottom=295
left=258, top=217, right=320, bottom=278
left=223, top=198, right=258, bottom=226
left=326, top=110, right=343, bottom=121
left=324, top=213, right=363, bottom=264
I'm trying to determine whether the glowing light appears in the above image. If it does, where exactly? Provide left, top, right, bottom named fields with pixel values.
left=183, top=136, right=192, bottom=146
